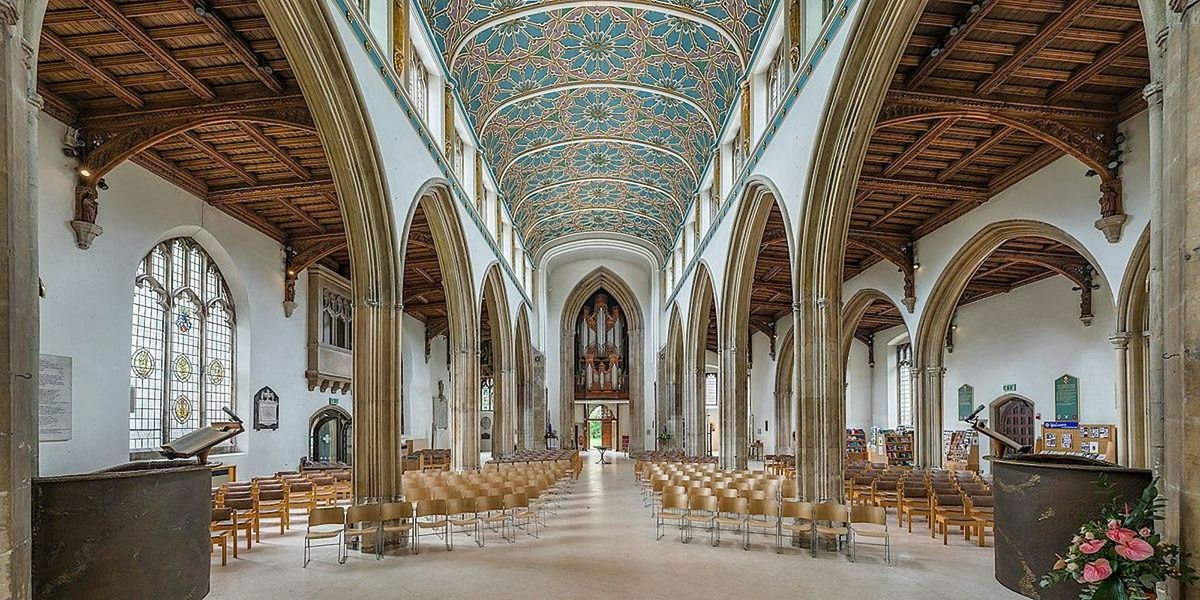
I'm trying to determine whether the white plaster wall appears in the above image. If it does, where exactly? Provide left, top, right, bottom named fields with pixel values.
left=845, top=339, right=873, bottom=429
left=400, top=314, right=450, bottom=447
left=748, top=331, right=776, bottom=451
left=37, top=118, right=348, bottom=478
left=542, top=255, right=655, bottom=441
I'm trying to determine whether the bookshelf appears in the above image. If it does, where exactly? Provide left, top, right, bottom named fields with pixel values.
left=882, top=430, right=915, bottom=467
left=944, top=429, right=980, bottom=472
left=846, top=428, right=867, bottom=461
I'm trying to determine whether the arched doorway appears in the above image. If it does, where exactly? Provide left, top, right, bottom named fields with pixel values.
left=310, top=407, right=353, bottom=465
left=656, top=304, right=684, bottom=448
left=720, top=180, right=794, bottom=470
left=1116, top=227, right=1150, bottom=467
left=585, top=405, right=618, bottom=450
left=840, top=289, right=911, bottom=461
left=685, top=264, right=718, bottom=458
left=558, top=267, right=646, bottom=452
left=989, top=394, right=1036, bottom=459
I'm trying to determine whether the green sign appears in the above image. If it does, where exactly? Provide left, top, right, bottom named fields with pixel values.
left=958, top=385, right=975, bottom=420
left=1054, top=374, right=1079, bottom=421
left=1003, top=384, right=1018, bottom=392
left=328, top=398, right=339, bottom=406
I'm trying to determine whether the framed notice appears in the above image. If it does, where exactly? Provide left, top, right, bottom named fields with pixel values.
left=1054, top=374, right=1079, bottom=421
left=957, top=384, right=975, bottom=421
left=38, top=354, right=72, bottom=441
left=253, top=386, right=280, bottom=430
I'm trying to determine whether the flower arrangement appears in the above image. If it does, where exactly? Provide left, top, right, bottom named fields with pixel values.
left=1041, top=477, right=1196, bottom=600
left=656, top=425, right=673, bottom=443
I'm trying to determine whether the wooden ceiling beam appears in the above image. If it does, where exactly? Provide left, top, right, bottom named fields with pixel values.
left=906, top=0, right=1001, bottom=89
left=936, top=125, right=1016, bottom=182
left=975, top=0, right=1102, bottom=95
left=912, top=196, right=990, bottom=237
left=858, top=175, right=990, bottom=201
left=987, top=145, right=1063, bottom=193
left=208, top=178, right=336, bottom=204
left=218, top=203, right=285, bottom=241
left=883, top=117, right=959, bottom=177
left=82, top=0, right=216, bottom=100
left=235, top=122, right=312, bottom=179
left=131, top=148, right=208, bottom=197
left=1047, top=25, right=1146, bottom=103
left=883, top=90, right=1115, bottom=128
left=179, top=131, right=258, bottom=186
left=186, top=0, right=285, bottom=93
left=868, top=194, right=923, bottom=229
left=277, top=197, right=326, bottom=232
left=78, top=92, right=308, bottom=132
left=41, top=31, right=146, bottom=109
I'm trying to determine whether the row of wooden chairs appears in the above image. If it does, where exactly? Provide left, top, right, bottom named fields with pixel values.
left=654, top=495, right=892, bottom=564
left=845, top=469, right=995, bottom=546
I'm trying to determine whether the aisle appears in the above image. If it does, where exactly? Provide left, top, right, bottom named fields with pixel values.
left=208, top=452, right=1020, bottom=599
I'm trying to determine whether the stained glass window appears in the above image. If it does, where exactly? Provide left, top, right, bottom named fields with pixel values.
left=480, top=377, right=494, bottom=411
left=705, top=372, right=718, bottom=407
left=128, top=238, right=236, bottom=455
left=897, top=343, right=913, bottom=428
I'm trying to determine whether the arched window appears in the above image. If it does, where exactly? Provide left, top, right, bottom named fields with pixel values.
left=310, top=408, right=352, bottom=465
left=128, top=238, right=236, bottom=455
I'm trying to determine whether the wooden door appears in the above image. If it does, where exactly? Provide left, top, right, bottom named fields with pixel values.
left=997, top=398, right=1036, bottom=450
left=602, top=421, right=615, bottom=447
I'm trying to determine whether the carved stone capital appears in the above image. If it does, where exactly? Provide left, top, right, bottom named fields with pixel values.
left=1109, top=331, right=1132, bottom=350
left=1143, top=81, right=1164, bottom=105
left=902, top=295, right=916, bottom=313
left=0, top=1, right=17, bottom=27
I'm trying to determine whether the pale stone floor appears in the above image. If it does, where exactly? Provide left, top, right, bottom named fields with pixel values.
left=209, top=452, right=1022, bottom=599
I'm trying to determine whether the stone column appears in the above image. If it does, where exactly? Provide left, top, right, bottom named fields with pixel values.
left=794, top=296, right=843, bottom=502
left=1160, top=6, right=1200, bottom=593
left=915, top=365, right=945, bottom=467
left=451, top=344, right=480, bottom=469
left=719, top=345, right=747, bottom=469
left=1110, top=332, right=1132, bottom=465
left=531, top=350, right=546, bottom=449
left=353, top=301, right=404, bottom=501
left=0, top=5, right=41, bottom=596
left=629, top=327, right=645, bottom=452
left=654, top=348, right=666, bottom=448
left=558, top=328, right=574, bottom=448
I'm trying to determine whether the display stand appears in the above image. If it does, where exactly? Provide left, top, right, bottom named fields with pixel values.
left=1040, top=422, right=1117, bottom=463
left=845, top=428, right=868, bottom=461
left=944, top=429, right=980, bottom=472
left=882, top=430, right=914, bottom=467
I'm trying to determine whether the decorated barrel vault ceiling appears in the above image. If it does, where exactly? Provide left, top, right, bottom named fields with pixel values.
left=419, top=0, right=772, bottom=254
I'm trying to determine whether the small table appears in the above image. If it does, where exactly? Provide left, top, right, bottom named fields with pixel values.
left=596, top=446, right=611, bottom=464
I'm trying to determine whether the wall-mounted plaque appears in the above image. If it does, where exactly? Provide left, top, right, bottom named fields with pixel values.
left=957, top=384, right=975, bottom=421
left=1054, top=374, right=1079, bottom=421
left=39, top=354, right=72, bottom=442
left=254, top=386, right=280, bottom=430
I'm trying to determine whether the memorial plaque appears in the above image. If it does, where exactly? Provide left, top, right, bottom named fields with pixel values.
left=957, top=384, right=974, bottom=421
left=1054, top=374, right=1079, bottom=421
left=253, top=386, right=279, bottom=430
left=39, top=354, right=72, bottom=442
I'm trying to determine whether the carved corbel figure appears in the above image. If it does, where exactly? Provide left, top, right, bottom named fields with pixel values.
left=70, top=183, right=103, bottom=249
left=1094, top=178, right=1128, bottom=243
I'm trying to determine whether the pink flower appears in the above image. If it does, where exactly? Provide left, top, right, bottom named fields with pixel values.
left=1139, top=527, right=1152, bottom=537
left=1115, top=537, right=1155, bottom=562
left=1108, top=519, right=1121, bottom=529
left=1080, top=539, right=1107, bottom=554
left=1082, top=559, right=1113, bottom=583
left=1106, top=524, right=1137, bottom=545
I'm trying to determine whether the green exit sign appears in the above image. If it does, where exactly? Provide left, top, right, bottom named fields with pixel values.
left=1003, top=384, right=1017, bottom=392
left=328, top=398, right=339, bottom=406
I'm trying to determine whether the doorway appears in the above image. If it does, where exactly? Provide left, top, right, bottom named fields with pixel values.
left=586, top=404, right=617, bottom=449
left=310, top=406, right=352, bottom=464
left=989, top=394, right=1036, bottom=457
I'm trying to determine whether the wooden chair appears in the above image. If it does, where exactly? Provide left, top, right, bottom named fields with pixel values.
left=477, top=495, right=512, bottom=545
left=778, top=500, right=814, bottom=554
left=343, top=504, right=382, bottom=562
left=848, top=505, right=891, bottom=565
left=447, top=497, right=483, bottom=548
left=380, top=501, right=416, bottom=553
left=210, top=529, right=230, bottom=566
left=219, top=498, right=257, bottom=552
left=710, top=497, right=749, bottom=548
left=286, top=481, right=317, bottom=519
left=967, top=495, right=995, bottom=547
left=683, top=495, right=717, bottom=544
left=312, top=476, right=338, bottom=507
left=898, top=486, right=931, bottom=531
left=303, top=506, right=345, bottom=567
left=656, top=493, right=689, bottom=542
left=812, top=503, right=850, bottom=558
left=255, top=489, right=289, bottom=535
left=415, top=499, right=451, bottom=553
left=932, top=494, right=977, bottom=544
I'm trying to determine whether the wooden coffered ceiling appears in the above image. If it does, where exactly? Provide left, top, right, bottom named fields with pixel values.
left=402, top=206, right=449, bottom=351
left=37, top=0, right=349, bottom=286
left=748, top=205, right=793, bottom=349
left=846, top=0, right=1148, bottom=313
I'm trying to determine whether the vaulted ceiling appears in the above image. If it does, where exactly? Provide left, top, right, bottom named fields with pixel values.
left=420, top=0, right=770, bottom=254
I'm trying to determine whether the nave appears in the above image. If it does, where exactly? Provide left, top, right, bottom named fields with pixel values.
left=208, top=452, right=1011, bottom=600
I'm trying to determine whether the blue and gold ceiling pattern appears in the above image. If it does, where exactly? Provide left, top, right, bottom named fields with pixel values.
left=419, top=0, right=770, bottom=253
